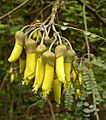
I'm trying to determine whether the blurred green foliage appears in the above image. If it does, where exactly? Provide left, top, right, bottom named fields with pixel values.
left=0, top=0, right=106, bottom=119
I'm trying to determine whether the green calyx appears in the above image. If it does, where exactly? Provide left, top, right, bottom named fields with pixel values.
left=65, top=49, right=76, bottom=63
left=36, top=44, right=47, bottom=57
left=55, top=44, right=67, bottom=58
left=42, top=50, right=55, bottom=66
left=44, top=37, right=51, bottom=46
left=25, top=38, right=37, bottom=53
left=15, top=31, right=25, bottom=46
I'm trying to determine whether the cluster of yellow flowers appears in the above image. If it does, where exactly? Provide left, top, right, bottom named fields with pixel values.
left=8, top=20, right=83, bottom=104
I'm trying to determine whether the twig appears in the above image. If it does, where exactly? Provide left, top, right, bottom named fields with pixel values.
left=77, top=0, right=106, bottom=26
left=0, top=70, right=9, bottom=90
left=83, top=5, right=100, bottom=119
left=25, top=26, right=36, bottom=35
left=52, top=24, right=62, bottom=44
left=42, top=24, right=49, bottom=39
left=47, top=25, right=51, bottom=36
left=0, top=0, right=34, bottom=21
left=55, top=24, right=106, bottom=41
left=61, top=36, right=73, bottom=49
left=29, top=27, right=41, bottom=38
left=26, top=101, right=39, bottom=118
left=40, top=32, right=45, bottom=44
left=0, top=80, right=5, bottom=90
left=48, top=0, right=59, bottom=25
left=49, top=34, right=57, bottom=51
left=89, top=69, right=100, bottom=120
left=35, top=2, right=54, bottom=20
left=21, top=22, right=41, bottom=31
left=83, top=4, right=90, bottom=61
left=47, top=99, right=56, bottom=120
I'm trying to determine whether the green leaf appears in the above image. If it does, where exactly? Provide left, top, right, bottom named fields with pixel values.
left=0, top=24, right=8, bottom=29
left=77, top=101, right=83, bottom=107
left=99, top=47, right=106, bottom=52
left=63, top=22, right=69, bottom=25
left=61, top=26, right=67, bottom=30
left=84, top=32, right=91, bottom=36
left=0, top=30, right=6, bottom=34
left=86, top=87, right=92, bottom=91
left=83, top=113, right=90, bottom=117
left=89, top=108, right=95, bottom=113
left=10, top=25, right=22, bottom=35
left=83, top=118, right=89, bottom=120
left=84, top=102, right=89, bottom=107
left=83, top=108, right=90, bottom=113
left=89, top=105, right=94, bottom=108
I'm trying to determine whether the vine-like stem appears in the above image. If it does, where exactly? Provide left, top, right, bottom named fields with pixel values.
left=28, top=27, right=41, bottom=38
left=77, top=0, right=106, bottom=26
left=21, top=24, right=35, bottom=31
left=35, top=2, right=54, bottom=20
left=42, top=24, right=50, bottom=39
left=83, top=4, right=99, bottom=120
left=36, top=31, right=41, bottom=43
left=0, top=70, right=9, bottom=90
left=47, top=99, right=56, bottom=120
left=24, top=15, right=51, bottom=35
left=21, top=22, right=41, bottom=32
left=47, top=26, right=51, bottom=35
left=55, top=24, right=106, bottom=41
left=26, top=101, right=39, bottom=118
left=40, top=32, right=45, bottom=44
left=49, top=35, right=57, bottom=51
left=83, top=4, right=90, bottom=61
left=52, top=24, right=62, bottom=44
left=42, top=15, right=51, bottom=25
left=0, top=0, right=34, bottom=21
left=25, top=26, right=37, bottom=35
left=48, top=0, right=59, bottom=25
left=89, top=69, right=100, bottom=120
left=61, top=36, right=73, bottom=49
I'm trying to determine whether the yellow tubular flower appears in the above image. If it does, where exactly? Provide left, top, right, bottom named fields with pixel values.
left=10, top=72, right=15, bottom=83
left=64, top=49, right=76, bottom=81
left=42, top=50, right=55, bottom=97
left=8, top=31, right=25, bottom=63
left=56, top=56, right=65, bottom=83
left=75, top=89, right=81, bottom=100
left=32, top=44, right=47, bottom=93
left=42, top=63, right=54, bottom=94
left=78, top=73, right=83, bottom=85
left=19, top=58, right=25, bottom=73
left=32, top=57, right=44, bottom=93
left=52, top=79, right=62, bottom=104
left=64, top=63, right=73, bottom=90
left=71, top=68, right=77, bottom=81
left=24, top=38, right=37, bottom=83
left=64, top=63, right=72, bottom=82
left=8, top=44, right=23, bottom=63
left=19, top=50, right=26, bottom=73
left=55, top=44, right=67, bottom=83
left=26, top=53, right=36, bottom=79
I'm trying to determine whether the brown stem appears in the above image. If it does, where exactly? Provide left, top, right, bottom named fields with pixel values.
left=35, top=2, right=54, bottom=20
left=47, top=99, right=56, bottom=120
left=77, top=0, right=106, bottom=26
left=55, top=23, right=106, bottom=41
left=83, top=4, right=90, bottom=61
left=0, top=0, right=34, bottom=21
left=26, top=101, right=39, bottom=118
left=49, top=0, right=59, bottom=25
left=0, top=70, right=9, bottom=90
